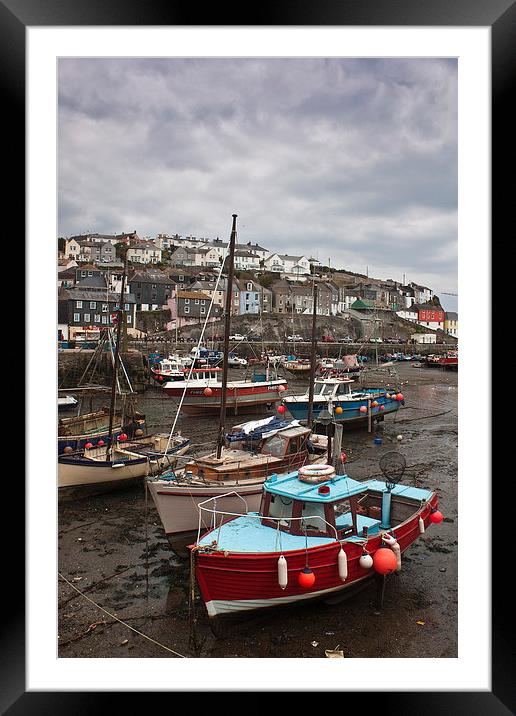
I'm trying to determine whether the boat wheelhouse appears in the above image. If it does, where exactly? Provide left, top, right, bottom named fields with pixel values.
left=192, top=467, right=441, bottom=618
left=146, top=417, right=328, bottom=546
left=283, top=375, right=403, bottom=427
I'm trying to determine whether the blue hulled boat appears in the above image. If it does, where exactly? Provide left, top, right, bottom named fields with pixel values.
left=283, top=375, right=404, bottom=427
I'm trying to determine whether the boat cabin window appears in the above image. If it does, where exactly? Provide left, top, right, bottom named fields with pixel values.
left=262, top=434, right=287, bottom=457
left=333, top=499, right=355, bottom=534
left=287, top=436, right=299, bottom=455
left=268, top=493, right=293, bottom=521
left=317, top=383, right=334, bottom=396
left=301, top=502, right=326, bottom=533
left=336, top=383, right=351, bottom=396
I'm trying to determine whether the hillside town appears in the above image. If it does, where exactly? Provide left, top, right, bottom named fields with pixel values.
left=58, top=230, right=458, bottom=346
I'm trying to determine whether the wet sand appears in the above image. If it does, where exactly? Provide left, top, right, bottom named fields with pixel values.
left=58, top=362, right=458, bottom=658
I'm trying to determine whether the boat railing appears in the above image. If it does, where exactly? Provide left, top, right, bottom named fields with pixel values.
left=196, top=493, right=339, bottom=545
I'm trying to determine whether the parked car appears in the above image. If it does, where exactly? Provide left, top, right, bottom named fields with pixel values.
left=286, top=334, right=304, bottom=341
left=247, top=333, right=262, bottom=341
left=229, top=333, right=245, bottom=341
left=370, top=337, right=382, bottom=343
left=341, top=336, right=354, bottom=343
left=322, top=335, right=336, bottom=342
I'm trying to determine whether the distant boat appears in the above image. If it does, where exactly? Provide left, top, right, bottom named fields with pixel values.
left=58, top=408, right=147, bottom=454
left=283, top=374, right=403, bottom=428
left=162, top=366, right=287, bottom=416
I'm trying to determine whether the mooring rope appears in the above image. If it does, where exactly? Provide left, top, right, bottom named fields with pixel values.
left=58, top=572, right=187, bottom=658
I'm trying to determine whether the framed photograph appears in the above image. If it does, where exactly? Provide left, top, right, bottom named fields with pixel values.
left=5, top=0, right=507, bottom=709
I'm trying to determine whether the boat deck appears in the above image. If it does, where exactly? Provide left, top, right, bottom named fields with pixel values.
left=198, top=514, right=336, bottom=553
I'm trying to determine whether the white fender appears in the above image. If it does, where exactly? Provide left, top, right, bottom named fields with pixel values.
left=382, top=533, right=402, bottom=572
left=338, top=547, right=348, bottom=581
left=277, top=555, right=288, bottom=590
left=418, top=517, right=425, bottom=534
left=359, top=553, right=373, bottom=569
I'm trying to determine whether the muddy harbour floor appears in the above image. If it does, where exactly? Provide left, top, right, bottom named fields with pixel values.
left=58, top=362, right=458, bottom=659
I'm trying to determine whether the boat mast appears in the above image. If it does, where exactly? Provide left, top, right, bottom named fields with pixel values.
left=306, top=264, right=318, bottom=427
left=216, top=214, right=238, bottom=459
left=106, top=248, right=128, bottom=460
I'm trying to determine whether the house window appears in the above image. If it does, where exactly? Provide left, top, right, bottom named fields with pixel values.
left=126, top=315, right=131, bottom=324
left=84, top=313, right=90, bottom=323
left=184, top=307, right=190, bottom=314
left=124, top=303, right=130, bottom=311
left=102, top=316, right=108, bottom=324
left=185, top=298, right=190, bottom=304
left=90, top=301, right=96, bottom=309
left=200, top=307, right=205, bottom=314
left=73, top=313, right=80, bottom=322
left=76, top=300, right=83, bottom=308
left=195, top=299, right=199, bottom=304
left=94, top=314, right=101, bottom=323
left=102, top=303, right=108, bottom=312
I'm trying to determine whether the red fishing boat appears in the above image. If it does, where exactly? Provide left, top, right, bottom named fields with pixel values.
left=191, top=454, right=443, bottom=619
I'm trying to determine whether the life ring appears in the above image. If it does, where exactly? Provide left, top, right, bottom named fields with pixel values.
left=298, top=464, right=336, bottom=482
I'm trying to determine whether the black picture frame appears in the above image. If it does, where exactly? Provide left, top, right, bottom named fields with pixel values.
left=7, top=0, right=507, bottom=711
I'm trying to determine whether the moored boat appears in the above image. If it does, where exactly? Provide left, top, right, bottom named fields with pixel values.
left=191, top=463, right=443, bottom=619
left=58, top=408, right=147, bottom=454
left=147, top=416, right=328, bottom=547
left=283, top=374, right=404, bottom=428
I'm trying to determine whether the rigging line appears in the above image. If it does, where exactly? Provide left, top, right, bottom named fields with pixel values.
left=58, top=572, right=187, bottom=658
left=163, top=245, right=230, bottom=456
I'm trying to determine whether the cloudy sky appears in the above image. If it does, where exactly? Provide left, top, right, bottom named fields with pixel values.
left=58, top=58, right=457, bottom=310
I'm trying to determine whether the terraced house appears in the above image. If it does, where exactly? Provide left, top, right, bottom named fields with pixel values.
left=128, top=269, right=174, bottom=310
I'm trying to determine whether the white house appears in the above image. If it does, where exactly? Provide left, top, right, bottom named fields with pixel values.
left=264, top=253, right=311, bottom=275
left=396, top=305, right=419, bottom=323
left=126, top=241, right=162, bottom=264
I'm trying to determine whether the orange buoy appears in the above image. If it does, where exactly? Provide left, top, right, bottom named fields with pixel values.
left=373, top=547, right=398, bottom=575
left=203, top=387, right=213, bottom=396
left=335, top=406, right=343, bottom=414
left=430, top=509, right=443, bottom=524
left=298, top=568, right=315, bottom=589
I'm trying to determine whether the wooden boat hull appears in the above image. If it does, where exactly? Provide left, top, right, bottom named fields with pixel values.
left=194, top=496, right=438, bottom=618
left=58, top=411, right=146, bottom=454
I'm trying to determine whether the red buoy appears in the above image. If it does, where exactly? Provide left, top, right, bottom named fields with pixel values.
left=158, top=375, right=163, bottom=381
left=430, top=509, right=443, bottom=524
left=373, top=548, right=398, bottom=575
left=204, top=387, right=213, bottom=396
left=397, top=393, right=404, bottom=401
left=119, top=433, right=128, bottom=441
left=84, top=442, right=93, bottom=449
left=380, top=405, right=385, bottom=412
left=298, top=568, right=316, bottom=589
left=278, top=384, right=286, bottom=392
left=278, top=404, right=286, bottom=414
left=97, top=439, right=105, bottom=446
left=359, top=406, right=367, bottom=413
left=371, top=400, right=378, bottom=408
left=340, top=451, right=347, bottom=463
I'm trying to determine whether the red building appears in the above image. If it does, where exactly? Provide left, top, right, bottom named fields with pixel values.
left=417, top=302, right=444, bottom=329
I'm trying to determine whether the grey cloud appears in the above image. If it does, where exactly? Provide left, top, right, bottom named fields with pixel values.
left=58, top=57, right=457, bottom=293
